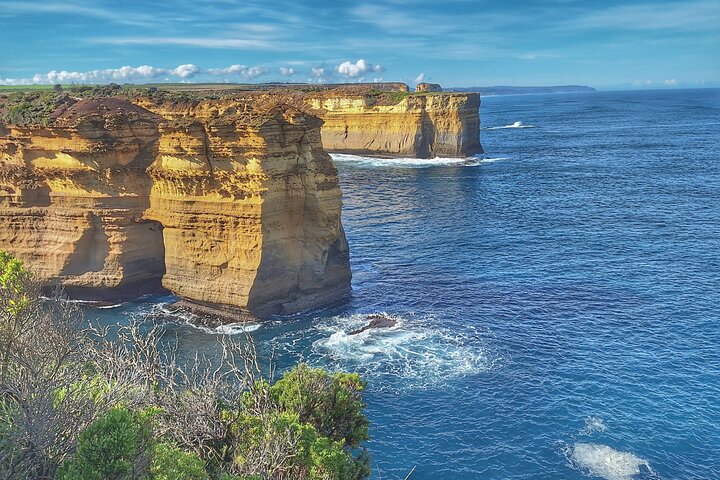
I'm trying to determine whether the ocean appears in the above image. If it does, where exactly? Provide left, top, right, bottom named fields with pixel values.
left=88, top=88, right=720, bottom=479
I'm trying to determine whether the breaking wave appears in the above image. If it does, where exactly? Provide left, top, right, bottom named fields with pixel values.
left=484, top=121, right=535, bottom=130
left=298, top=313, right=495, bottom=389
left=331, top=153, right=480, bottom=168
left=567, top=443, right=656, bottom=480
left=145, top=302, right=261, bottom=335
left=478, top=156, right=510, bottom=163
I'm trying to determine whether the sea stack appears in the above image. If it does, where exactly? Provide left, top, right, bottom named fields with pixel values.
left=305, top=84, right=482, bottom=158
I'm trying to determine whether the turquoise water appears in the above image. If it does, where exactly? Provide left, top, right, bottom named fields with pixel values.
left=89, top=89, right=720, bottom=479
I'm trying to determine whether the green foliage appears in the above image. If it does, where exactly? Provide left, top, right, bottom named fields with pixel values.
left=0, top=256, right=372, bottom=479
left=150, top=443, right=209, bottom=480
left=231, top=411, right=366, bottom=480
left=0, top=251, right=31, bottom=314
left=57, top=408, right=153, bottom=480
left=270, top=363, right=369, bottom=447
left=368, top=90, right=409, bottom=105
left=0, top=91, right=73, bottom=126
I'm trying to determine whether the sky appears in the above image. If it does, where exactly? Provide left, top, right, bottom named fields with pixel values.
left=0, top=0, right=718, bottom=89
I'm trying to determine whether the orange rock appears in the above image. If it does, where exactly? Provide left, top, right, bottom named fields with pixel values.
left=0, top=97, right=350, bottom=316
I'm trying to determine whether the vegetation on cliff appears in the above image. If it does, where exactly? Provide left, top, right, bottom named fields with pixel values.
left=0, top=252, right=370, bottom=479
left=0, top=91, right=75, bottom=126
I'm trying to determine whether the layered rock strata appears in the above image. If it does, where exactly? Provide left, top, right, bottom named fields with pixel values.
left=142, top=99, right=350, bottom=315
left=306, top=90, right=482, bottom=158
left=0, top=98, right=165, bottom=298
left=0, top=95, right=351, bottom=315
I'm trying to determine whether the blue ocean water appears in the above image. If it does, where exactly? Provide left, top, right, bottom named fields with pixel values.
left=90, top=89, right=720, bottom=479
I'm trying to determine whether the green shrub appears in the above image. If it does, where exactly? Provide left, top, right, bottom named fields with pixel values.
left=0, top=251, right=31, bottom=315
left=0, top=91, right=74, bottom=126
left=150, top=443, right=208, bottom=480
left=57, top=408, right=153, bottom=480
left=231, top=410, right=366, bottom=480
left=270, top=364, right=369, bottom=447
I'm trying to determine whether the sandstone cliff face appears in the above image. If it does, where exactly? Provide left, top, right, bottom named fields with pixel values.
left=307, top=92, right=482, bottom=158
left=0, top=95, right=350, bottom=315
left=0, top=98, right=165, bottom=298
left=142, top=99, right=350, bottom=315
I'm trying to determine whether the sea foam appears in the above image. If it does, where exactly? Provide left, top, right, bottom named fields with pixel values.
left=330, top=153, right=481, bottom=168
left=309, top=313, right=493, bottom=388
left=569, top=443, right=655, bottom=480
left=146, top=302, right=261, bottom=335
left=484, top=120, right=535, bottom=130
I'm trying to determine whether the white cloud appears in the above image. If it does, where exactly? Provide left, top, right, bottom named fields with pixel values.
left=308, top=66, right=328, bottom=83
left=663, top=78, right=678, bottom=85
left=336, top=59, right=384, bottom=78
left=207, top=64, right=268, bottom=79
left=1, top=63, right=269, bottom=85
left=171, top=64, right=200, bottom=79
left=414, top=73, right=425, bottom=84
left=26, top=65, right=172, bottom=84
left=279, top=67, right=296, bottom=76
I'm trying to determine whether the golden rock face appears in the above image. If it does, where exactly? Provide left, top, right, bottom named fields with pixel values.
left=308, top=93, right=483, bottom=158
left=0, top=97, right=350, bottom=316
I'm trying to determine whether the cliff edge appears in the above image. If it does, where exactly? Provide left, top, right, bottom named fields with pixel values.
left=0, top=92, right=350, bottom=316
left=305, top=86, right=483, bottom=158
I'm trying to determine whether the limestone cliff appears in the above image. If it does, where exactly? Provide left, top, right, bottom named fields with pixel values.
left=141, top=98, right=350, bottom=315
left=0, top=98, right=165, bottom=298
left=306, top=89, right=482, bottom=158
left=0, top=94, right=350, bottom=315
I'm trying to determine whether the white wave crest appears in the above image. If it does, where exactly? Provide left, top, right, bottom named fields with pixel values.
left=199, top=322, right=261, bottom=335
left=484, top=120, right=535, bottom=130
left=478, top=157, right=510, bottom=163
left=96, top=303, right=124, bottom=309
left=148, top=303, right=260, bottom=335
left=310, top=313, right=492, bottom=388
left=569, top=443, right=654, bottom=480
left=330, top=153, right=480, bottom=169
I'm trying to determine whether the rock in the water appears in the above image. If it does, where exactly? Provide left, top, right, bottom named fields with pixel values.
left=348, top=314, right=397, bottom=335
left=304, top=85, right=482, bottom=158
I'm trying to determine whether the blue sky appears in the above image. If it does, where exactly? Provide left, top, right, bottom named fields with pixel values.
left=0, top=0, right=718, bottom=89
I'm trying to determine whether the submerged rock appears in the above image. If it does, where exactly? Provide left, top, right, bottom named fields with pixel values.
left=348, top=314, right=397, bottom=335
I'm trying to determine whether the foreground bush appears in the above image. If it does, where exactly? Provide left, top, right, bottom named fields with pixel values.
left=0, top=252, right=370, bottom=479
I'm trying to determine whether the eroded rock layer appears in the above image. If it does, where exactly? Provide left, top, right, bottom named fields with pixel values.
left=0, top=99, right=165, bottom=298
left=0, top=95, right=350, bottom=315
left=143, top=99, right=350, bottom=315
left=306, top=90, right=482, bottom=158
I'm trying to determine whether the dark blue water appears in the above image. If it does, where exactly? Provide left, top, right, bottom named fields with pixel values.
left=90, top=89, right=720, bottom=479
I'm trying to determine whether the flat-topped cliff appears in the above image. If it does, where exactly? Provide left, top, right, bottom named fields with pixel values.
left=299, top=84, right=483, bottom=158
left=0, top=92, right=350, bottom=316
left=305, top=88, right=482, bottom=158
left=58, top=83, right=482, bottom=159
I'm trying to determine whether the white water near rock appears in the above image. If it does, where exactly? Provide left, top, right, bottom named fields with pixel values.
left=569, top=443, right=654, bottom=480
left=309, top=313, right=493, bottom=388
left=143, top=302, right=261, bottom=335
left=331, top=153, right=481, bottom=168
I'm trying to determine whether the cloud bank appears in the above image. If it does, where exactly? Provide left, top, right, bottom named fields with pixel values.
left=0, top=60, right=389, bottom=85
